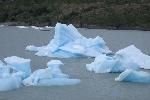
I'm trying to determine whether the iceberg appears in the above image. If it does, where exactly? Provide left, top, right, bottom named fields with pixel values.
left=86, top=53, right=139, bottom=73
left=116, top=45, right=150, bottom=69
left=26, top=23, right=111, bottom=58
left=115, top=69, right=150, bottom=83
left=86, top=45, right=150, bottom=73
left=0, top=60, right=10, bottom=78
left=0, top=59, right=26, bottom=91
left=23, top=60, right=80, bottom=86
left=0, top=72, right=23, bottom=91
left=4, top=56, right=31, bottom=78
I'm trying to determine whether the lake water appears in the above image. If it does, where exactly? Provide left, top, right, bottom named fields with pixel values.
left=0, top=26, right=150, bottom=100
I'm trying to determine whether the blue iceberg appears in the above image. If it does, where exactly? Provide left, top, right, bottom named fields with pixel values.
left=23, top=60, right=80, bottom=86
left=4, top=56, right=31, bottom=78
left=0, top=72, right=23, bottom=91
left=0, top=56, right=31, bottom=91
left=116, top=45, right=150, bottom=69
left=26, top=23, right=111, bottom=58
left=86, top=54, right=139, bottom=73
left=0, top=60, right=10, bottom=78
left=115, top=69, right=150, bottom=83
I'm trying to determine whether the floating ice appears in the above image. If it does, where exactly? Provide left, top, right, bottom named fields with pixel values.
left=115, top=69, right=150, bottom=83
left=0, top=72, right=23, bottom=91
left=31, top=26, right=41, bottom=30
left=0, top=60, right=10, bottom=78
left=86, top=54, right=139, bottom=73
left=45, top=26, right=53, bottom=29
left=25, top=45, right=44, bottom=52
left=47, top=60, right=69, bottom=78
left=37, top=26, right=54, bottom=31
left=35, top=78, right=81, bottom=86
left=23, top=60, right=80, bottom=86
left=16, top=26, right=29, bottom=29
left=0, top=59, right=26, bottom=91
left=26, top=23, right=111, bottom=58
left=4, top=56, right=31, bottom=78
left=116, top=45, right=150, bottom=69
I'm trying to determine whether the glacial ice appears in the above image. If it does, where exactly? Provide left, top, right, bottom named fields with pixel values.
left=116, top=45, right=150, bottom=69
left=26, top=23, right=111, bottom=58
left=115, top=69, right=150, bottom=83
left=0, top=60, right=10, bottom=78
left=30, top=26, right=45, bottom=30
left=0, top=57, right=29, bottom=91
left=4, top=56, right=31, bottom=78
left=86, top=44, right=150, bottom=73
left=23, top=60, right=80, bottom=86
left=0, top=72, right=23, bottom=91
left=25, top=45, right=43, bottom=52
left=86, top=53, right=139, bottom=73
left=45, top=26, right=54, bottom=29
left=16, top=26, right=29, bottom=29
left=31, top=26, right=40, bottom=30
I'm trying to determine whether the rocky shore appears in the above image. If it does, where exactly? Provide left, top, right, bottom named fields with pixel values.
left=0, top=0, right=150, bottom=31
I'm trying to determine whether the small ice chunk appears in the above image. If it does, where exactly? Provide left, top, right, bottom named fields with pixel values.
left=25, top=45, right=43, bottom=52
left=23, top=60, right=80, bottom=86
left=45, top=26, right=53, bottom=29
left=116, top=45, right=150, bottom=69
left=31, top=26, right=40, bottom=29
left=86, top=54, right=139, bottom=73
left=4, top=56, right=31, bottom=78
left=16, top=26, right=28, bottom=29
left=40, top=26, right=53, bottom=31
left=115, top=69, right=150, bottom=83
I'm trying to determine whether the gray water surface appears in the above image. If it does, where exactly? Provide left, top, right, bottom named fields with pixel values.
left=0, top=26, right=150, bottom=100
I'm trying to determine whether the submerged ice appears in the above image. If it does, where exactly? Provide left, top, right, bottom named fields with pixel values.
left=26, top=23, right=110, bottom=58
left=0, top=56, right=31, bottom=91
left=115, top=69, right=150, bottom=83
left=23, top=60, right=80, bottom=86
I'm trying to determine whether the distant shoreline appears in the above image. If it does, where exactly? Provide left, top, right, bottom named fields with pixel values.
left=1, top=22, right=150, bottom=31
